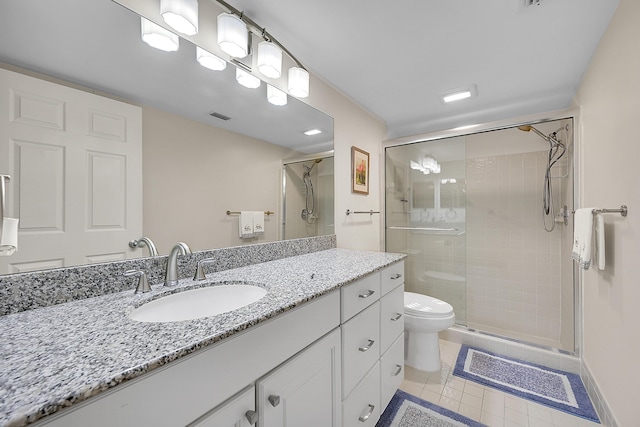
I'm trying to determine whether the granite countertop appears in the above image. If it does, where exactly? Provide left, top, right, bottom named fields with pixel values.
left=0, top=248, right=404, bottom=427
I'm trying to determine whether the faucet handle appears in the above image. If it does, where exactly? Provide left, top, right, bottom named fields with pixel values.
left=125, top=269, right=151, bottom=294
left=194, top=258, right=217, bottom=281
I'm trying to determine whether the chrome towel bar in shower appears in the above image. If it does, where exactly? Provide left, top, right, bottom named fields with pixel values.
left=387, top=226, right=459, bottom=232
left=346, top=209, right=380, bottom=216
left=226, top=210, right=275, bottom=216
left=592, top=205, right=628, bottom=217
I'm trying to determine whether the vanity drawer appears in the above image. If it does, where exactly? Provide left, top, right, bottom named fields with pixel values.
left=342, top=301, right=380, bottom=397
left=380, top=283, right=404, bottom=354
left=380, top=262, right=405, bottom=296
left=342, top=362, right=381, bottom=427
left=380, top=333, right=404, bottom=410
left=341, top=272, right=381, bottom=322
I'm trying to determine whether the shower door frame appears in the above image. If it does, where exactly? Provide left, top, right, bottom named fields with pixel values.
left=381, top=108, right=582, bottom=356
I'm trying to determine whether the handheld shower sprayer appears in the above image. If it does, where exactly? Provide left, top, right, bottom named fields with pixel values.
left=517, top=123, right=569, bottom=232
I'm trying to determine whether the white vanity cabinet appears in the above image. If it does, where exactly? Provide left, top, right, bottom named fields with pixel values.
left=256, top=329, right=341, bottom=427
left=340, top=262, right=405, bottom=426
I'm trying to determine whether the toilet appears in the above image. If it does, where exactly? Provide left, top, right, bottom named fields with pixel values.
left=404, top=291, right=456, bottom=372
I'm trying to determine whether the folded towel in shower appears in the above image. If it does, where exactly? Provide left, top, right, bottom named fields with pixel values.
left=572, top=208, right=596, bottom=270
left=239, top=211, right=254, bottom=239
left=595, top=213, right=605, bottom=271
left=252, top=211, right=264, bottom=235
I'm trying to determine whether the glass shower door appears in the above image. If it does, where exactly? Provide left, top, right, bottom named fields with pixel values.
left=385, top=138, right=468, bottom=325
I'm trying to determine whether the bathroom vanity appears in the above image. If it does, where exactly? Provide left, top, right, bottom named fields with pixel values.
left=0, top=248, right=404, bottom=427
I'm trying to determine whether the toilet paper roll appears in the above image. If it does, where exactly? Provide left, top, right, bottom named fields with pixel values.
left=0, top=217, right=19, bottom=256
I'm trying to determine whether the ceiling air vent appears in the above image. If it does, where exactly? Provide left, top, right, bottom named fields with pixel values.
left=210, top=112, right=231, bottom=121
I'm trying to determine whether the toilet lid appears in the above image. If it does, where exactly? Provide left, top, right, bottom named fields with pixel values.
left=404, top=292, right=454, bottom=318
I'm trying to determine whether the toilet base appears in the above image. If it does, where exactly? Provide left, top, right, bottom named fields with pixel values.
left=404, top=330, right=442, bottom=372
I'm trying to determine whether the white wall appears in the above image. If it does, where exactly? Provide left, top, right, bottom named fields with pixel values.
left=305, top=76, right=387, bottom=251
left=573, top=0, right=639, bottom=424
left=142, top=106, right=300, bottom=254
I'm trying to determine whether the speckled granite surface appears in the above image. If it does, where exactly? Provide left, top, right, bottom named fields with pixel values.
left=0, top=248, right=404, bottom=427
left=0, top=235, right=336, bottom=316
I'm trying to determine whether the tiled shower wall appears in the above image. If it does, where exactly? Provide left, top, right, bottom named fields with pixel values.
left=465, top=150, right=568, bottom=348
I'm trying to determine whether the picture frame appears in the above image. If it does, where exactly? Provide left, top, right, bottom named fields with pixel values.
left=351, top=146, right=370, bottom=195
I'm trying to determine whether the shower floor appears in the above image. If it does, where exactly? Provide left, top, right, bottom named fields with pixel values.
left=399, top=339, right=598, bottom=427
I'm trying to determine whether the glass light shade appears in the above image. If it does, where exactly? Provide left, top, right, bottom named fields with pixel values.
left=267, top=84, right=287, bottom=106
left=161, top=0, right=198, bottom=36
left=196, top=47, right=226, bottom=71
left=141, top=17, right=179, bottom=52
left=257, top=42, right=282, bottom=79
left=288, top=67, right=309, bottom=98
left=217, top=13, right=248, bottom=58
left=236, top=68, right=261, bottom=89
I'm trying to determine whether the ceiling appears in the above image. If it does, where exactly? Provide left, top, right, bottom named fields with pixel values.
left=227, top=0, right=619, bottom=139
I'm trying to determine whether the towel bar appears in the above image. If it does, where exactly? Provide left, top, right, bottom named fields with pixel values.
left=0, top=175, right=11, bottom=244
left=592, top=205, right=628, bottom=217
left=346, top=209, right=380, bottom=216
left=226, top=210, right=274, bottom=216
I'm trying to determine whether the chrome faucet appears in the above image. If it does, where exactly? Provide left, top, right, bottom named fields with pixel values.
left=164, top=242, right=192, bottom=286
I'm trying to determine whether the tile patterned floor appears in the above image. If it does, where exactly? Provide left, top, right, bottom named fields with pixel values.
left=399, top=340, right=601, bottom=427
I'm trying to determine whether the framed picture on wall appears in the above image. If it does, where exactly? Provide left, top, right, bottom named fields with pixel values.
left=351, top=146, right=370, bottom=195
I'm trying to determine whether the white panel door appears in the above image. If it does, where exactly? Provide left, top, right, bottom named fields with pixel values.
left=0, top=68, right=142, bottom=274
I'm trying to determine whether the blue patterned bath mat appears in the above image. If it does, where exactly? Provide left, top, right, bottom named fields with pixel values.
left=376, top=389, right=487, bottom=427
left=453, top=345, right=599, bottom=423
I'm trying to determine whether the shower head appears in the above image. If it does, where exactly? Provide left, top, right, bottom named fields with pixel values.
left=518, top=124, right=564, bottom=148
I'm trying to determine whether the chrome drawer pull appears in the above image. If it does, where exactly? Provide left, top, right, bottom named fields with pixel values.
left=359, top=339, right=375, bottom=352
left=358, top=289, right=375, bottom=298
left=392, top=364, right=402, bottom=376
left=358, top=404, right=375, bottom=422
left=268, top=395, right=281, bottom=407
left=245, top=410, right=258, bottom=425
left=391, top=273, right=402, bottom=280
left=391, top=313, right=402, bottom=321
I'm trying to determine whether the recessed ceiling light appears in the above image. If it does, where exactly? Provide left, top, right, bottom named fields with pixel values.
left=304, top=129, right=322, bottom=136
left=441, top=85, right=477, bottom=104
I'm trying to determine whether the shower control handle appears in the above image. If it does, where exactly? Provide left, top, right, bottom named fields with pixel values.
left=359, top=339, right=375, bottom=352
left=358, top=290, right=375, bottom=299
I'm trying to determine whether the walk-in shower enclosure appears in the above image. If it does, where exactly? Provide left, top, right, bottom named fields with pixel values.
left=385, top=118, right=575, bottom=352
left=282, top=156, right=334, bottom=240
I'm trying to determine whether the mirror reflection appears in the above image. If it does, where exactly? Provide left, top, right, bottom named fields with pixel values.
left=0, top=0, right=334, bottom=275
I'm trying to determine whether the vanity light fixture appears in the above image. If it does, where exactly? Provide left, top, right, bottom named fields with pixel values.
left=288, top=67, right=310, bottom=98
left=257, top=42, right=282, bottom=79
left=140, top=17, right=179, bottom=52
left=236, top=68, right=261, bottom=89
left=161, top=0, right=198, bottom=36
left=267, top=84, right=287, bottom=106
left=196, top=46, right=226, bottom=71
left=304, top=129, right=322, bottom=136
left=217, top=12, right=249, bottom=58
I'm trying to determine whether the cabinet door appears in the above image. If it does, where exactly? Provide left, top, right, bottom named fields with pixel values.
left=342, top=362, right=381, bottom=427
left=380, top=333, right=404, bottom=410
left=188, top=386, right=256, bottom=427
left=257, top=329, right=341, bottom=427
left=342, top=301, right=380, bottom=398
left=380, top=283, right=404, bottom=353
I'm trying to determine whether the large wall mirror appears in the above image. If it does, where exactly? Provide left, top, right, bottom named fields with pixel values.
left=0, top=0, right=334, bottom=275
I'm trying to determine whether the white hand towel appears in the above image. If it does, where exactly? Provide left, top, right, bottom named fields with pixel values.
left=252, top=211, right=264, bottom=235
left=572, top=208, right=595, bottom=270
left=239, top=211, right=254, bottom=239
left=595, top=213, right=606, bottom=271
left=0, top=217, right=19, bottom=256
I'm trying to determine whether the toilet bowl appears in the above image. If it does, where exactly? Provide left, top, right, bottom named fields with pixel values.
left=404, top=291, right=455, bottom=372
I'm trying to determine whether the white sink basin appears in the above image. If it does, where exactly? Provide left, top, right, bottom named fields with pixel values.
left=129, top=283, right=267, bottom=323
